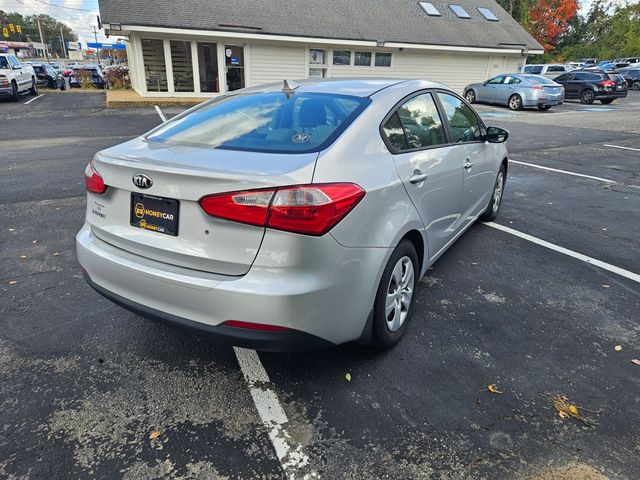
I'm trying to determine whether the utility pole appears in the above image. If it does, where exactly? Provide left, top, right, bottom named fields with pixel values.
left=92, top=25, right=100, bottom=64
left=37, top=17, right=49, bottom=62
left=60, top=26, right=67, bottom=59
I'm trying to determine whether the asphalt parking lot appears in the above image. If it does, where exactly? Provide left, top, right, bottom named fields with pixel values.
left=1, top=90, right=639, bottom=479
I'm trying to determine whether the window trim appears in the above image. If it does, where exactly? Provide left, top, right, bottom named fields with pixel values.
left=379, top=88, right=487, bottom=155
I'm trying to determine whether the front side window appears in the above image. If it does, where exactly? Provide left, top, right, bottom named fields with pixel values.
left=333, top=50, right=351, bottom=66
left=437, top=93, right=483, bottom=143
left=383, top=93, right=446, bottom=151
left=147, top=92, right=370, bottom=153
left=0, top=57, right=9, bottom=69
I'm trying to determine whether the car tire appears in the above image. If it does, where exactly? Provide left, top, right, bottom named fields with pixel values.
left=371, top=240, right=419, bottom=349
left=480, top=164, right=506, bottom=222
left=29, top=78, right=38, bottom=96
left=508, top=94, right=522, bottom=111
left=632, top=81, right=640, bottom=91
left=465, top=90, right=476, bottom=104
left=10, top=81, right=19, bottom=101
left=537, top=105, right=551, bottom=111
left=580, top=89, right=595, bottom=104
left=600, top=98, right=614, bottom=104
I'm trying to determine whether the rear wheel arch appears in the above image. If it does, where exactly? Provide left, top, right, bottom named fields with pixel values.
left=400, top=229, right=425, bottom=275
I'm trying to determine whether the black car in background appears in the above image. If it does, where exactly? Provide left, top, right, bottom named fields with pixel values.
left=69, top=65, right=107, bottom=89
left=619, top=69, right=640, bottom=91
left=32, top=63, right=66, bottom=90
left=553, top=70, right=628, bottom=104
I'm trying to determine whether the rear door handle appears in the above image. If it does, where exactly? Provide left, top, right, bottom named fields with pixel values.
left=409, top=172, right=428, bottom=184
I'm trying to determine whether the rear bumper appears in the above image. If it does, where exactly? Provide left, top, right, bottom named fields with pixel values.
left=76, top=222, right=389, bottom=350
left=595, top=90, right=627, bottom=99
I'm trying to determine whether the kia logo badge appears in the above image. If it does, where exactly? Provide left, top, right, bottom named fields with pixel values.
left=132, top=173, right=153, bottom=189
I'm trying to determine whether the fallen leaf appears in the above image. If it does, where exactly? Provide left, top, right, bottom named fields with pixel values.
left=19, top=255, right=27, bottom=260
left=558, top=411, right=569, bottom=419
left=545, top=392, right=598, bottom=427
left=615, top=345, right=622, bottom=352
left=602, top=284, right=610, bottom=288
left=345, top=373, right=351, bottom=382
left=32, top=240, right=38, bottom=244
left=9, top=228, right=15, bottom=232
left=568, top=404, right=579, bottom=415
left=8, top=280, right=17, bottom=285
left=547, top=202, right=553, bottom=205
left=602, top=228, right=608, bottom=231
left=53, top=252, right=60, bottom=257
left=149, top=430, right=161, bottom=440
left=631, top=359, right=640, bottom=366
left=487, top=384, right=502, bottom=394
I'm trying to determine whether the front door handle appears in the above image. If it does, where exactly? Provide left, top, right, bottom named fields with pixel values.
left=409, top=172, right=428, bottom=184
left=464, top=160, right=473, bottom=170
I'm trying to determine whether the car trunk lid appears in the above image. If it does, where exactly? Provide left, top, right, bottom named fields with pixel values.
left=87, top=137, right=318, bottom=276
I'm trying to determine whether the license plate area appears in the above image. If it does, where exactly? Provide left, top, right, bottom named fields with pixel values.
left=130, top=193, right=179, bottom=236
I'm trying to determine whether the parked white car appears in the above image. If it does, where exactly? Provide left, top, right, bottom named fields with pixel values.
left=0, top=54, right=38, bottom=100
left=521, top=64, right=574, bottom=78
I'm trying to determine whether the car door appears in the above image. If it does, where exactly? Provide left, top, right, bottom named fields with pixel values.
left=480, top=76, right=505, bottom=103
left=10, top=56, right=29, bottom=88
left=494, top=75, right=519, bottom=105
left=556, top=73, right=576, bottom=97
left=436, top=91, right=496, bottom=227
left=381, top=91, right=464, bottom=260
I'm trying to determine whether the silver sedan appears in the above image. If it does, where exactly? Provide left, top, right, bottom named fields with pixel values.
left=464, top=74, right=565, bottom=111
left=77, top=78, right=509, bottom=351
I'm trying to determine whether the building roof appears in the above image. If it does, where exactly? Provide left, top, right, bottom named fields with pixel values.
left=98, top=0, right=543, bottom=52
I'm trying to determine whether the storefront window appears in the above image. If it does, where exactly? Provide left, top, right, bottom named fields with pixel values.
left=141, top=39, right=167, bottom=92
left=170, top=40, right=194, bottom=92
left=197, top=42, right=219, bottom=92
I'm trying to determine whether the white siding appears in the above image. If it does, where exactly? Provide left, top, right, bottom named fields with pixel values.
left=248, top=43, right=307, bottom=86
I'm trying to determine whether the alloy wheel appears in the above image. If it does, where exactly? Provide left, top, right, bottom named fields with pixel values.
left=385, top=256, right=415, bottom=332
left=508, top=95, right=521, bottom=110
left=493, top=171, right=504, bottom=214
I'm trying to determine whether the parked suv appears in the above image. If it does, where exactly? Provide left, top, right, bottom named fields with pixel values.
left=0, top=53, right=38, bottom=100
left=553, top=70, right=628, bottom=104
left=619, top=69, right=640, bottom=90
left=521, top=64, right=573, bottom=78
left=32, top=63, right=66, bottom=90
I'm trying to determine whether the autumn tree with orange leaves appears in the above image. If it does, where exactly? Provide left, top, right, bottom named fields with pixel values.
left=527, top=0, right=579, bottom=52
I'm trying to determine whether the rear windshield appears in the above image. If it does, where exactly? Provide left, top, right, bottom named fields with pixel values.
left=527, top=76, right=557, bottom=85
left=147, top=92, right=370, bottom=153
left=33, top=66, right=45, bottom=74
left=608, top=74, right=625, bottom=82
left=524, top=65, right=543, bottom=74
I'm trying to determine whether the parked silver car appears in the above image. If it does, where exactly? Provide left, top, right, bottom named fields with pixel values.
left=77, top=79, right=509, bottom=351
left=464, top=74, right=565, bottom=111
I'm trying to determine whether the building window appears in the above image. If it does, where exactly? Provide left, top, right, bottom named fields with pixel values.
left=170, top=40, right=194, bottom=92
left=141, top=39, right=168, bottom=92
left=449, top=4, right=471, bottom=18
left=375, top=52, right=392, bottom=67
left=197, top=42, right=219, bottom=92
left=477, top=7, right=498, bottom=21
left=308, top=48, right=327, bottom=78
left=354, top=52, right=372, bottom=66
left=419, top=2, right=441, bottom=16
left=333, top=50, right=351, bottom=66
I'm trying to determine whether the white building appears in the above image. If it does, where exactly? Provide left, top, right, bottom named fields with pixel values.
left=98, top=0, right=543, bottom=98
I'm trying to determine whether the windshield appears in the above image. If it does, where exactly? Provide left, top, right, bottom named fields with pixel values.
left=0, top=57, right=9, bottom=69
left=524, top=65, right=543, bottom=74
left=33, top=66, right=46, bottom=74
left=147, top=92, right=370, bottom=153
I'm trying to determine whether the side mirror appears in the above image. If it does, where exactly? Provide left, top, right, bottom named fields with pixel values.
left=486, top=126, right=509, bottom=143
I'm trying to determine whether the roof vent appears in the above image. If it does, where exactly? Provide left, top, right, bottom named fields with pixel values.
left=419, top=2, right=441, bottom=16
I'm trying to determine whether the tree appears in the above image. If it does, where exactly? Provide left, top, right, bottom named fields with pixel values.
left=527, top=0, right=579, bottom=52
left=0, top=10, right=77, bottom=58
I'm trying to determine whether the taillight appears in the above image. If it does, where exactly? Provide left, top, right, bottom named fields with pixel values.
left=600, top=80, right=615, bottom=87
left=85, top=162, right=107, bottom=194
left=531, top=85, right=544, bottom=90
left=199, top=183, right=365, bottom=236
left=222, top=320, right=291, bottom=332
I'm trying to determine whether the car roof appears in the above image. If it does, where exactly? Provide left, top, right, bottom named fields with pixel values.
left=238, top=78, right=448, bottom=98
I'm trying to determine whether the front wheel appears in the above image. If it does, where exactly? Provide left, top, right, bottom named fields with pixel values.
left=600, top=98, right=614, bottom=105
left=480, top=165, right=506, bottom=222
left=29, top=78, right=38, bottom=95
left=372, top=240, right=419, bottom=349
left=11, top=81, right=19, bottom=101
left=508, top=94, right=522, bottom=111
left=580, top=90, right=595, bottom=104
left=465, top=90, right=476, bottom=104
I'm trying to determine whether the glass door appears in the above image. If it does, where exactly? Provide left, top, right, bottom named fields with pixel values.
left=224, top=45, right=245, bottom=91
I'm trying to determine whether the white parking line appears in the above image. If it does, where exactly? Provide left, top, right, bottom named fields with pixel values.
left=603, top=144, right=640, bottom=153
left=234, top=347, right=316, bottom=479
left=509, top=159, right=616, bottom=183
left=154, top=105, right=167, bottom=122
left=483, top=222, right=640, bottom=283
left=24, top=94, right=44, bottom=105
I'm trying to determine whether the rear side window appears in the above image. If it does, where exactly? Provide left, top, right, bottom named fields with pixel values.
left=554, top=74, right=572, bottom=82
left=547, top=65, right=566, bottom=72
left=383, top=93, right=446, bottom=151
left=524, top=66, right=543, bottom=74
left=574, top=72, right=590, bottom=81
left=147, top=92, right=370, bottom=153
left=33, top=66, right=45, bottom=74
left=437, top=93, right=483, bottom=143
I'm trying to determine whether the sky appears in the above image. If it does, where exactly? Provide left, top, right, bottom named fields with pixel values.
left=0, top=0, right=109, bottom=45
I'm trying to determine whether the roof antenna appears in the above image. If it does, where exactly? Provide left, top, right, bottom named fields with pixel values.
left=282, top=79, right=299, bottom=98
